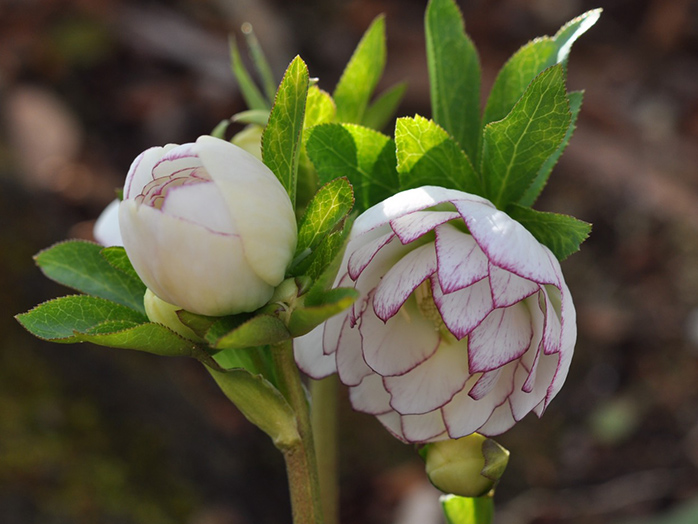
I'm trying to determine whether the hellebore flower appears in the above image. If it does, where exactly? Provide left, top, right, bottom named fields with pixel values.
left=94, top=199, right=123, bottom=246
left=119, top=135, right=297, bottom=316
left=294, top=186, right=576, bottom=443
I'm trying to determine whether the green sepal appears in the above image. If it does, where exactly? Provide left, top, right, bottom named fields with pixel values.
left=519, top=90, right=583, bottom=206
left=176, top=310, right=218, bottom=339
left=333, top=15, right=386, bottom=124
left=34, top=241, right=146, bottom=314
left=441, top=494, right=494, bottom=524
left=482, top=8, right=601, bottom=126
left=296, top=177, right=354, bottom=256
left=426, top=0, right=481, bottom=162
left=208, top=367, right=300, bottom=450
left=395, top=115, right=482, bottom=195
left=206, top=314, right=291, bottom=350
left=480, top=64, right=571, bottom=209
left=362, top=82, right=407, bottom=131
left=229, top=36, right=269, bottom=111
left=507, top=203, right=591, bottom=260
left=288, top=287, right=359, bottom=337
left=306, top=123, right=399, bottom=212
left=262, top=55, right=310, bottom=206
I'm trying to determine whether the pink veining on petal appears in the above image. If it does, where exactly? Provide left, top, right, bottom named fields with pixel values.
left=478, top=400, right=518, bottom=436
left=389, top=210, right=461, bottom=244
left=293, top=325, right=338, bottom=379
left=468, top=368, right=502, bottom=400
left=434, top=222, right=489, bottom=293
left=349, top=374, right=393, bottom=415
left=347, top=230, right=395, bottom=280
left=431, top=275, right=493, bottom=340
left=335, top=317, right=373, bottom=386
left=541, top=286, right=562, bottom=355
left=488, top=264, right=540, bottom=308
left=400, top=410, right=448, bottom=443
left=373, top=243, right=437, bottom=321
left=468, top=303, right=533, bottom=373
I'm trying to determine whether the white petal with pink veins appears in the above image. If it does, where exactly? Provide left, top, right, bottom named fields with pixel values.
left=373, top=243, right=437, bottom=321
left=453, top=199, right=559, bottom=286
left=349, top=374, right=392, bottom=415
left=124, top=145, right=174, bottom=199
left=520, top=293, right=545, bottom=392
left=389, top=210, right=460, bottom=244
left=376, top=411, right=409, bottom=443
left=478, top=401, right=517, bottom=436
left=360, top=298, right=440, bottom=377
left=434, top=222, right=489, bottom=293
left=431, top=275, right=493, bottom=340
left=442, top=385, right=503, bottom=438
left=541, top=286, right=562, bottom=355
left=152, top=143, right=200, bottom=179
left=488, top=264, right=539, bottom=308
left=468, top=368, right=502, bottom=400
left=335, top=319, right=372, bottom=386
left=162, top=181, right=235, bottom=235
left=510, top=352, right=559, bottom=421
left=293, top=325, right=338, bottom=379
left=383, top=341, right=470, bottom=414
left=400, top=410, right=448, bottom=442
left=468, top=303, right=533, bottom=373
left=347, top=230, right=395, bottom=280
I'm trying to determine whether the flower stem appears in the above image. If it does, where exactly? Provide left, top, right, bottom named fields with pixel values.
left=311, top=375, right=339, bottom=524
left=272, top=340, right=324, bottom=524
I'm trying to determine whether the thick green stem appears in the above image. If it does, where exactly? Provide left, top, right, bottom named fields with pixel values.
left=311, top=375, right=339, bottom=524
left=272, top=340, right=324, bottom=524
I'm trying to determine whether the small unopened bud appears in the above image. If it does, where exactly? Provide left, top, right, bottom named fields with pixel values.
left=423, top=434, right=509, bottom=497
left=144, top=289, right=204, bottom=342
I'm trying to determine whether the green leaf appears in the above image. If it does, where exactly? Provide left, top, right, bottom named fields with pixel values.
left=507, top=204, right=591, bottom=260
left=395, top=115, right=482, bottom=194
left=306, top=123, right=399, bottom=211
left=35, top=241, right=146, bottom=314
left=207, top=314, right=291, bottom=350
left=77, top=322, right=199, bottom=357
left=333, top=15, right=386, bottom=124
left=208, top=367, right=300, bottom=450
left=441, top=495, right=494, bottom=524
left=177, top=310, right=218, bottom=339
left=482, top=9, right=601, bottom=126
left=291, top=225, right=350, bottom=282
left=296, top=178, right=354, bottom=255
left=262, top=55, right=310, bottom=206
left=211, top=119, right=230, bottom=139
left=426, top=0, right=481, bottom=162
left=304, top=86, right=337, bottom=131
left=242, top=23, right=277, bottom=102
left=229, top=37, right=269, bottom=111
left=362, top=82, right=407, bottom=131
left=288, top=287, right=358, bottom=337
left=519, top=90, right=583, bottom=206
left=232, top=109, right=270, bottom=126
left=480, top=65, right=570, bottom=209
left=16, top=295, right=147, bottom=342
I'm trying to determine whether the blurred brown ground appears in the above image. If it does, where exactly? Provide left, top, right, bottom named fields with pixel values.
left=1, top=0, right=698, bottom=523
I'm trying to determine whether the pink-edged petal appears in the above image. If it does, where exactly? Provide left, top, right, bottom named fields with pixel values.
left=520, top=293, right=545, bottom=392
left=400, top=410, right=448, bottom=443
left=434, top=222, right=489, bottom=293
left=335, top=318, right=372, bottom=386
left=383, top=341, right=470, bottom=415
left=94, top=199, right=123, bottom=246
left=468, top=303, right=533, bottom=373
left=375, top=411, right=409, bottom=443
left=124, top=145, right=175, bottom=199
left=351, top=186, right=492, bottom=238
left=293, top=325, right=338, bottom=379
left=373, top=243, right=437, bottom=321
left=489, top=264, right=539, bottom=308
left=151, top=143, right=201, bottom=179
left=441, top=378, right=501, bottom=439
left=161, top=181, right=235, bottom=235
left=468, top=368, right=502, bottom=400
left=510, top=352, right=559, bottom=421
left=348, top=374, right=392, bottom=415
left=347, top=230, right=395, bottom=280
left=431, top=275, right=493, bottom=340
left=478, top=401, right=517, bottom=436
left=542, top=280, right=576, bottom=408
left=541, top=285, right=562, bottom=355
left=389, top=210, right=460, bottom=244
left=453, top=199, right=560, bottom=286
left=360, top=294, right=440, bottom=376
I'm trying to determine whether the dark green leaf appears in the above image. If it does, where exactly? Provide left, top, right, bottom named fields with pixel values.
left=507, top=203, right=591, bottom=260
left=519, top=90, right=583, bottom=206
left=35, top=241, right=146, bottom=313
left=177, top=310, right=218, bottom=339
left=362, top=82, right=407, bottom=131
left=262, top=55, right=310, bottom=206
left=395, top=115, right=482, bottom=194
left=229, top=37, right=269, bottom=111
left=296, top=178, right=354, bottom=255
left=306, top=123, right=399, bottom=211
left=482, top=9, right=601, bottom=126
left=480, top=65, right=570, bottom=209
left=333, top=15, right=386, bottom=123
left=426, top=0, right=481, bottom=162
left=78, top=322, right=199, bottom=357
left=288, top=287, right=358, bottom=337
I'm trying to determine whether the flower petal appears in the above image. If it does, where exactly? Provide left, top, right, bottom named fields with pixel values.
left=488, top=264, right=539, bottom=308
left=93, top=199, right=123, bottom=246
left=124, top=145, right=173, bottom=199
left=335, top=317, right=373, bottom=386
left=383, top=341, right=470, bottom=414
left=478, top=401, right=517, bottom=436
left=360, top=295, right=440, bottom=376
left=390, top=210, right=460, bottom=244
left=349, top=374, right=392, bottom=415
left=347, top=230, right=395, bottom=281
left=434, top=222, right=489, bottom=293
left=162, top=181, right=235, bottom=235
left=294, top=325, right=338, bottom=379
left=468, top=303, right=533, bottom=373
left=373, top=243, right=437, bottom=321
left=431, top=275, right=493, bottom=340
left=400, top=410, right=448, bottom=443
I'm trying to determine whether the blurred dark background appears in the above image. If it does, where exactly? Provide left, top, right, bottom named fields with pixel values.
left=2, top=0, right=698, bottom=523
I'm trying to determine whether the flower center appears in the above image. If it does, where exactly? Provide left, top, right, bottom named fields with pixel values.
left=413, top=279, right=458, bottom=344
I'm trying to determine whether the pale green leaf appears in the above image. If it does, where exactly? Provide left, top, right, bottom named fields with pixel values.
left=362, top=82, right=407, bottom=131
left=207, top=314, right=291, bottom=350
left=296, top=178, right=354, bottom=255
left=229, top=37, right=269, bottom=111
left=441, top=495, right=494, bottom=524
left=242, top=23, right=277, bottom=102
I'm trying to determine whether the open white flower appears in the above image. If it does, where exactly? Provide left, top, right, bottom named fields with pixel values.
left=294, top=186, right=576, bottom=443
left=119, top=135, right=297, bottom=316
